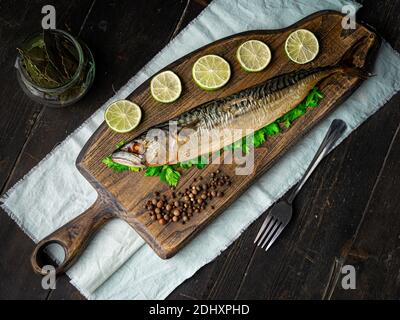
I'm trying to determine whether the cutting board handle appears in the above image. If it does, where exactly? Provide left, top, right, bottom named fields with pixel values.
left=31, top=198, right=116, bottom=275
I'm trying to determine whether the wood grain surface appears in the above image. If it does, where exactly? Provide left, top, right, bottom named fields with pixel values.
left=41, top=10, right=379, bottom=269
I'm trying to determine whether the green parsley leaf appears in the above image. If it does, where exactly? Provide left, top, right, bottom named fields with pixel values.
left=144, top=166, right=163, bottom=176
left=178, top=161, right=193, bottom=169
left=103, top=87, right=324, bottom=186
left=159, top=166, right=168, bottom=183
left=263, top=122, right=280, bottom=136
left=129, top=166, right=142, bottom=172
left=241, top=135, right=252, bottom=154
left=253, top=130, right=266, bottom=148
left=196, top=163, right=206, bottom=169
left=195, top=155, right=207, bottom=169
left=226, top=140, right=240, bottom=151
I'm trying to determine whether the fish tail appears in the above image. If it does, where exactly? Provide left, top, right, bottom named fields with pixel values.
left=336, top=36, right=371, bottom=80
left=340, top=66, right=370, bottom=80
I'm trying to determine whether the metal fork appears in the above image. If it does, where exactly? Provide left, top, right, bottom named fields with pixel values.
left=254, top=119, right=347, bottom=251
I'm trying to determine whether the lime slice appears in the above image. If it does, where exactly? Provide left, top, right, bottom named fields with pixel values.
left=104, top=100, right=142, bottom=133
left=236, top=40, right=271, bottom=72
left=285, top=29, right=319, bottom=64
left=192, top=54, right=231, bottom=90
left=150, top=70, right=182, bottom=103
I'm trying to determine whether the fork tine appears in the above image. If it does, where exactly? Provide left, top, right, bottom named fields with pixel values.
left=260, top=221, right=280, bottom=249
left=257, top=217, right=277, bottom=247
left=264, top=224, right=285, bottom=251
left=254, top=214, right=273, bottom=244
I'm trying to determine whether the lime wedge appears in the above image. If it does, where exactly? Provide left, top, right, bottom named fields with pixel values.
left=285, top=29, right=319, bottom=64
left=104, top=100, right=142, bottom=133
left=192, top=54, right=231, bottom=90
left=236, top=40, right=271, bottom=72
left=150, top=70, right=182, bottom=103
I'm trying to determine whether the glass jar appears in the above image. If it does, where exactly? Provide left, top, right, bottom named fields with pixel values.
left=15, top=29, right=95, bottom=107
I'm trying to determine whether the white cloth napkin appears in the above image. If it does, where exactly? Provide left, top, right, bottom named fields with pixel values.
left=2, top=0, right=400, bottom=300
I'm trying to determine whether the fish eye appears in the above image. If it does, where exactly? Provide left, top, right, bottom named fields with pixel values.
left=129, top=142, right=145, bottom=154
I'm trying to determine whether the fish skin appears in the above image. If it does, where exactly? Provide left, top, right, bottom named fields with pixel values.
left=112, top=65, right=355, bottom=168
left=112, top=151, right=146, bottom=168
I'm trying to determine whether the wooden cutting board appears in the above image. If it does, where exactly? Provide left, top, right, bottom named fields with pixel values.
left=31, top=10, right=380, bottom=275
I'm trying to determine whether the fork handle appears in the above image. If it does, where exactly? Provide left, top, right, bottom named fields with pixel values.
left=287, top=119, right=347, bottom=204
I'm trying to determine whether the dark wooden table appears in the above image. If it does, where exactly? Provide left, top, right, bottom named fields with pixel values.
left=0, top=0, right=399, bottom=300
